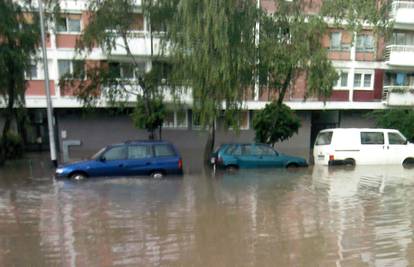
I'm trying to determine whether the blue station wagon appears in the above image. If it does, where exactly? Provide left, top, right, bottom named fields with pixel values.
left=211, top=143, right=308, bottom=170
left=55, top=140, right=183, bottom=180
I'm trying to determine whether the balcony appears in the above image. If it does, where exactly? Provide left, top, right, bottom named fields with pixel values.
left=382, top=85, right=414, bottom=106
left=391, top=1, right=414, bottom=28
left=384, top=45, right=414, bottom=67
left=103, top=32, right=163, bottom=57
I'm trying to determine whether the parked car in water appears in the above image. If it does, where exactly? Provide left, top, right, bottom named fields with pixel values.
left=313, top=128, right=414, bottom=167
left=55, top=140, right=183, bottom=180
left=210, top=143, right=308, bottom=170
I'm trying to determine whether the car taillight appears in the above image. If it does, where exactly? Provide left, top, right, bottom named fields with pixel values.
left=178, top=159, right=183, bottom=169
left=329, top=155, right=334, bottom=161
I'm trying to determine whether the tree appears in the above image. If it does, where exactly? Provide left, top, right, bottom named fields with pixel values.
left=253, top=102, right=301, bottom=146
left=165, top=0, right=257, bottom=159
left=0, top=0, right=41, bottom=164
left=253, top=0, right=391, bottom=146
left=61, top=0, right=175, bottom=140
left=370, top=109, right=414, bottom=141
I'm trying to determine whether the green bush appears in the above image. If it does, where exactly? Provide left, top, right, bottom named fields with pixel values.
left=0, top=132, right=24, bottom=161
left=253, top=102, right=301, bottom=146
left=370, top=109, right=414, bottom=141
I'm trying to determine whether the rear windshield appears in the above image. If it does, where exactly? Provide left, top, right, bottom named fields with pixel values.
left=154, top=144, right=176, bottom=157
left=315, top=131, right=333, bottom=146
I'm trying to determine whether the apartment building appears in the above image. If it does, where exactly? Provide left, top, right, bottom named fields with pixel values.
left=7, top=0, right=413, bottom=167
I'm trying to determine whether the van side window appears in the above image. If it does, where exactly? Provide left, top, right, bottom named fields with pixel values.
left=154, top=144, right=176, bottom=157
left=315, top=132, right=333, bottom=145
left=361, top=132, right=384, bottom=145
left=388, top=133, right=406, bottom=145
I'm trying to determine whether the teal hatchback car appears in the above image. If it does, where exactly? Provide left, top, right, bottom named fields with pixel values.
left=211, top=143, right=308, bottom=170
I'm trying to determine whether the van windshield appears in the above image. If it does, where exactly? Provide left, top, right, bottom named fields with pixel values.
left=315, top=132, right=333, bottom=145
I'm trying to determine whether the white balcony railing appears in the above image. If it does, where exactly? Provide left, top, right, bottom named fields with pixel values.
left=384, top=45, right=414, bottom=66
left=383, top=85, right=414, bottom=106
left=391, top=1, right=414, bottom=26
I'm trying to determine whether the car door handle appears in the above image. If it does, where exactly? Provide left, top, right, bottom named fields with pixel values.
left=145, top=162, right=151, bottom=165
left=118, top=164, right=124, bottom=167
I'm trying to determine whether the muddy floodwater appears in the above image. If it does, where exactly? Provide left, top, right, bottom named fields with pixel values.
left=1, top=161, right=414, bottom=266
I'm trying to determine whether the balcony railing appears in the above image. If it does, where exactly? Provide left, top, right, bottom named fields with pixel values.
left=383, top=85, right=414, bottom=105
left=384, top=45, right=414, bottom=66
left=390, top=1, right=414, bottom=26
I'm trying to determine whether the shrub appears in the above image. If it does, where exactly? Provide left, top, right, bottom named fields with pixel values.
left=0, top=132, right=24, bottom=161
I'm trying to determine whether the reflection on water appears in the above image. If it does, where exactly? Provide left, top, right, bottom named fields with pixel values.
left=0, top=165, right=414, bottom=266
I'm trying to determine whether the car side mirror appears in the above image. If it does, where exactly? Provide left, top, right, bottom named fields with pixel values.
left=99, top=156, right=106, bottom=162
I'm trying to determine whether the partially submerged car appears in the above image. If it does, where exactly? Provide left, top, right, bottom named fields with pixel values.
left=211, top=143, right=308, bottom=170
left=314, top=128, right=414, bottom=167
left=55, top=140, right=183, bottom=180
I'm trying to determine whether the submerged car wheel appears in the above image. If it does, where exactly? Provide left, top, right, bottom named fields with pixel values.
left=151, top=171, right=164, bottom=179
left=69, top=172, right=87, bottom=181
left=286, top=163, right=299, bottom=169
left=225, top=165, right=239, bottom=172
left=403, top=158, right=414, bottom=169
left=344, top=158, right=356, bottom=166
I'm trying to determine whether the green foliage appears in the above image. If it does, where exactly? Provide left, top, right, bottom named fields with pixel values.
left=167, top=0, right=257, bottom=128
left=0, top=132, right=24, bottom=162
left=370, top=109, right=414, bottom=141
left=131, top=96, right=165, bottom=137
left=253, top=102, right=301, bottom=146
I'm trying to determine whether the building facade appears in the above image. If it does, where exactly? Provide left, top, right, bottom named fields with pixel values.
left=8, top=0, right=414, bottom=169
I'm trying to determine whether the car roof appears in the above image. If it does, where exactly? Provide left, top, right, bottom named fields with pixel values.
left=108, top=140, right=173, bottom=147
left=320, top=128, right=400, bottom=133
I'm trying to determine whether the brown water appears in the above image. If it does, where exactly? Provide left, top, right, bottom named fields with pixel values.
left=1, top=162, right=414, bottom=267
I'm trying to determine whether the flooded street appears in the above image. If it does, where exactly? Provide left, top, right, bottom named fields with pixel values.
left=1, top=162, right=414, bottom=266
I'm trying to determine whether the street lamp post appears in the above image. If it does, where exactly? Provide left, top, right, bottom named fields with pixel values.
left=38, top=0, right=58, bottom=167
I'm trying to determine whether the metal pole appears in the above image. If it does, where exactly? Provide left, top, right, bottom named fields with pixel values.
left=38, top=0, right=58, bottom=167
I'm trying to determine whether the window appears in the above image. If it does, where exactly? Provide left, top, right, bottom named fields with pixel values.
left=108, top=62, right=146, bottom=79
left=354, top=73, right=362, bottom=87
left=154, top=145, right=176, bottom=157
left=57, top=15, right=81, bottom=33
left=388, top=132, right=407, bottom=145
left=361, top=132, right=384, bottom=145
left=227, top=145, right=242, bottom=156
left=103, top=146, right=127, bottom=161
left=58, top=60, right=85, bottom=79
left=129, top=14, right=144, bottom=31
left=335, top=71, right=348, bottom=88
left=163, top=110, right=188, bottom=128
left=330, top=32, right=342, bottom=50
left=256, top=145, right=276, bottom=156
left=242, top=145, right=255, bottom=155
left=128, top=145, right=152, bottom=159
left=363, top=74, right=372, bottom=87
left=25, top=63, right=38, bottom=79
left=353, top=72, right=373, bottom=89
left=315, top=131, right=333, bottom=145
left=356, top=34, right=374, bottom=52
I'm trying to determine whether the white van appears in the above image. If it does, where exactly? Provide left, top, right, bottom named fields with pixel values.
left=313, top=128, right=414, bottom=166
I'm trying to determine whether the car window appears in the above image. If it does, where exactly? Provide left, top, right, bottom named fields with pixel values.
left=256, top=145, right=276, bottom=156
left=242, top=145, right=255, bottom=155
left=227, top=145, right=242, bottom=156
left=388, top=132, right=406, bottom=145
left=103, top=146, right=127, bottom=161
left=361, top=132, right=384, bottom=145
left=154, top=144, right=176, bottom=157
left=128, top=145, right=152, bottom=159
left=315, top=131, right=333, bottom=145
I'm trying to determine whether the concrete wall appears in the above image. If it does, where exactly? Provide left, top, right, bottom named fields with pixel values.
left=56, top=111, right=312, bottom=172
left=339, top=110, right=376, bottom=128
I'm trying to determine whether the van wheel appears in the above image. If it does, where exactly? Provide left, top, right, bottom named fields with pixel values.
left=403, top=158, right=414, bottom=169
left=151, top=171, right=164, bottom=179
left=69, top=172, right=88, bottom=181
left=344, top=158, right=356, bottom=166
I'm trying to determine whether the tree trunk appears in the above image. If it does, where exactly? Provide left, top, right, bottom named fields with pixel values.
left=277, top=67, right=293, bottom=106
left=159, top=126, right=162, bottom=140
left=203, top=120, right=216, bottom=164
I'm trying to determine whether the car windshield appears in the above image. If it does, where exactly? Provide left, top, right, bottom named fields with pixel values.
left=91, top=147, right=106, bottom=160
